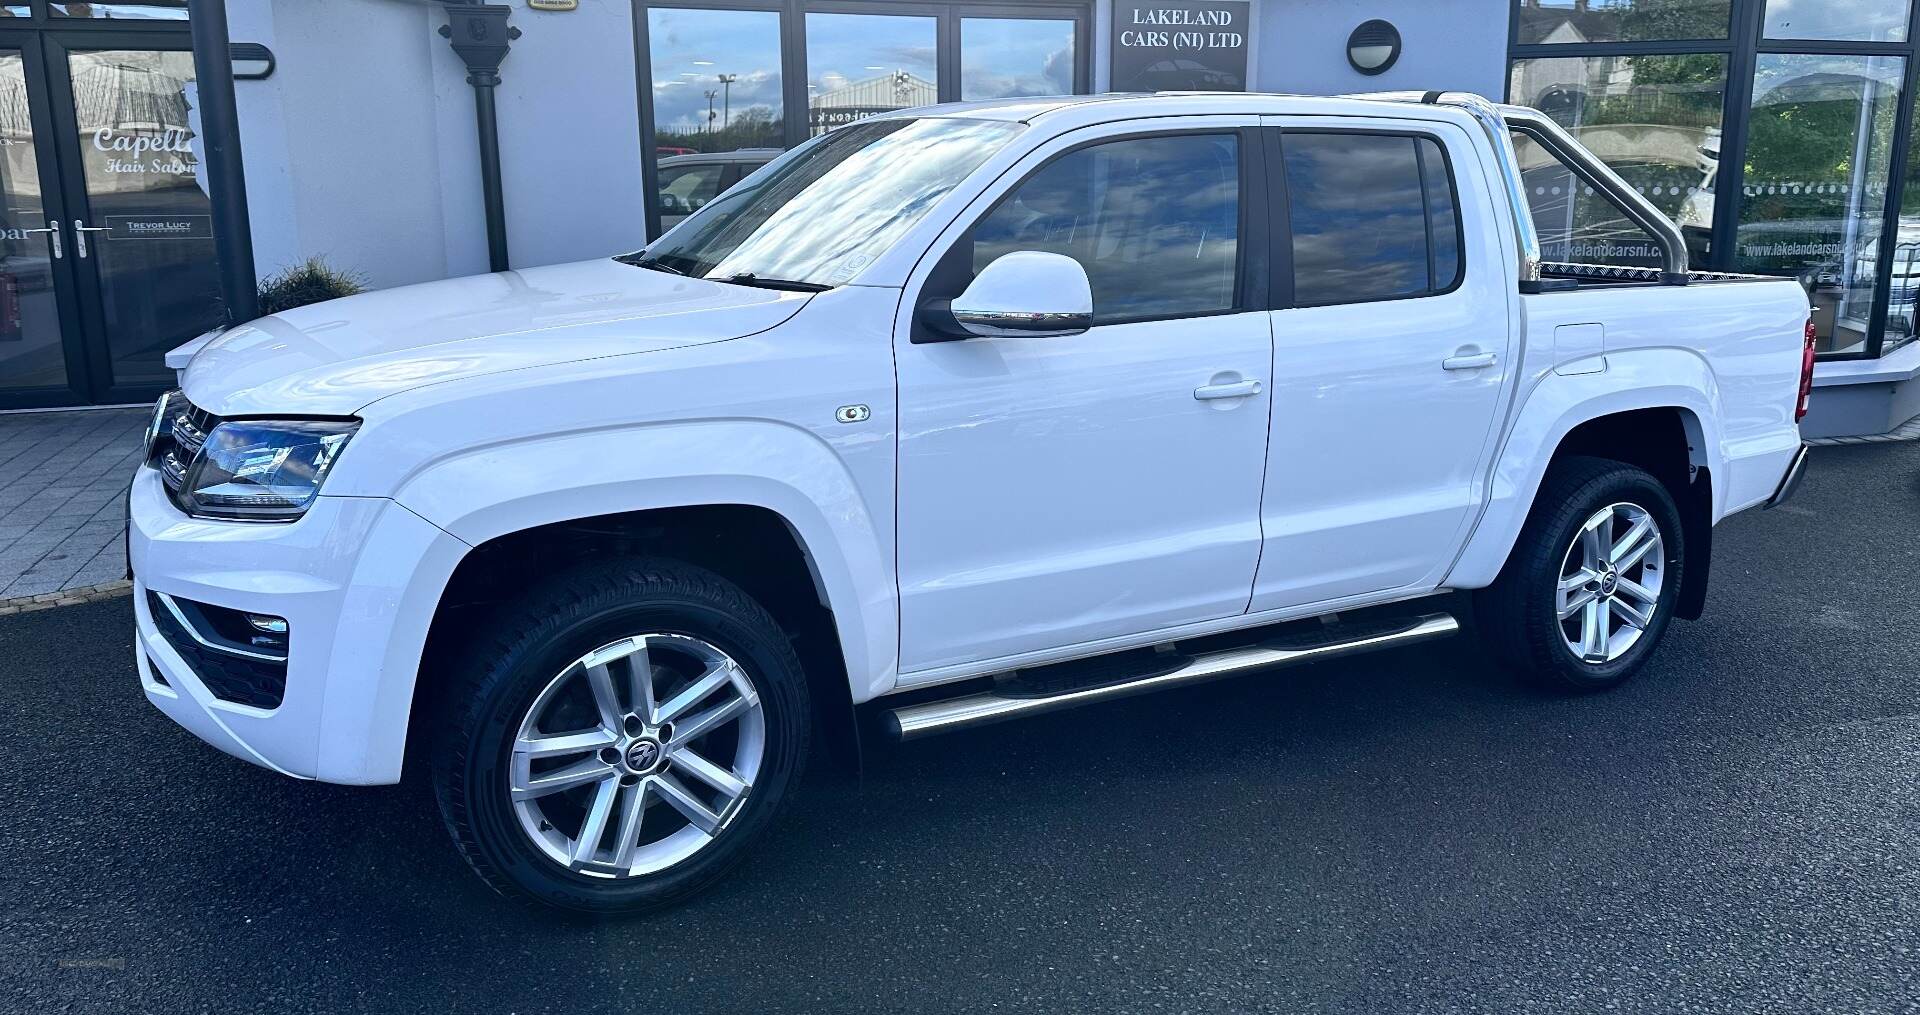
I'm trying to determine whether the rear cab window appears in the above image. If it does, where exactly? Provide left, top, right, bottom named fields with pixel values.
left=1281, top=131, right=1465, bottom=306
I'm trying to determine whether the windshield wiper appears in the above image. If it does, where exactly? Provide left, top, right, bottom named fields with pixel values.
left=719, top=272, right=831, bottom=293
left=615, top=253, right=687, bottom=276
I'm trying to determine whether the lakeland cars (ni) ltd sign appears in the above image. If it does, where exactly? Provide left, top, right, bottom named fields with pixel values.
left=1110, top=0, right=1249, bottom=92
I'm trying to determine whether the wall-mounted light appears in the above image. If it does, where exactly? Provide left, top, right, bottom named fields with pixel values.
left=1346, top=19, right=1401, bottom=77
left=229, top=42, right=275, bottom=80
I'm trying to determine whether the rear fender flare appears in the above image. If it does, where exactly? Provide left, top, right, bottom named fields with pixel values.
left=1447, top=350, right=1723, bottom=589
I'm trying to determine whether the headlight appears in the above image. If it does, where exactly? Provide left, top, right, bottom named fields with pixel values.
left=145, top=389, right=182, bottom=457
left=179, top=419, right=359, bottom=521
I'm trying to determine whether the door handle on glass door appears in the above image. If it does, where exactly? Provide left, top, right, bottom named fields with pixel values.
left=1442, top=350, right=1498, bottom=371
left=72, top=220, right=108, bottom=259
left=22, top=221, right=61, bottom=259
left=1194, top=378, right=1263, bottom=400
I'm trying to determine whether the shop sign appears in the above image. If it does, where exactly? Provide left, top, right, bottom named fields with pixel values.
left=93, top=127, right=195, bottom=177
left=1110, top=0, right=1249, bottom=92
left=105, top=215, right=215, bottom=241
left=528, top=0, right=577, bottom=9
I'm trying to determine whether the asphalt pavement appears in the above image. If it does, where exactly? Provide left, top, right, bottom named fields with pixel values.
left=3, top=442, right=1917, bottom=1014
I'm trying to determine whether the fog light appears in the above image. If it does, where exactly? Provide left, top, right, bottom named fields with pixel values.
left=245, top=613, right=289, bottom=652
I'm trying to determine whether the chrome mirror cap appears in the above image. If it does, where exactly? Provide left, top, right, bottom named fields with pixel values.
left=948, top=251, right=1093, bottom=338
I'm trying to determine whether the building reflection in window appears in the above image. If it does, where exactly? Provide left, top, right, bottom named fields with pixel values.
left=805, top=12, right=937, bottom=135
left=1737, top=54, right=1903, bottom=356
left=1509, top=54, right=1726, bottom=266
left=646, top=7, right=784, bottom=156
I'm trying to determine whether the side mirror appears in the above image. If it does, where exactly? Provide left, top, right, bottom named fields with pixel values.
left=918, top=251, right=1093, bottom=341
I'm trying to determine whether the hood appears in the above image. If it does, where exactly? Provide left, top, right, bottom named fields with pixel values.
left=181, top=258, right=811, bottom=417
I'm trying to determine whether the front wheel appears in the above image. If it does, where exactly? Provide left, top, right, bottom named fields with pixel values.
left=432, top=559, right=810, bottom=913
left=1476, top=456, right=1686, bottom=692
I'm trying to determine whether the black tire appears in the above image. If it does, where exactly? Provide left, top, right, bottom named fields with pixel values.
left=432, top=558, right=810, bottom=914
left=1475, top=455, right=1686, bottom=692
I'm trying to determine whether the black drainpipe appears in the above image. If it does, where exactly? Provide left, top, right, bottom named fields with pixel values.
left=187, top=0, right=260, bottom=325
left=439, top=3, right=519, bottom=273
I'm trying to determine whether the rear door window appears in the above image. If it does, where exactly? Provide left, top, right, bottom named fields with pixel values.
left=1281, top=132, right=1464, bottom=306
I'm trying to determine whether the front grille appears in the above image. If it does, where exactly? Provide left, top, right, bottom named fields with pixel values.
left=148, top=592, right=288, bottom=710
left=153, top=398, right=224, bottom=506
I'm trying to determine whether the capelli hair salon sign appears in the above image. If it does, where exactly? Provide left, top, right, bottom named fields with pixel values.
left=1111, top=0, right=1249, bottom=92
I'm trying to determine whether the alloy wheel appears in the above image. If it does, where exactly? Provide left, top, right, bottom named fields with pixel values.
left=1556, top=502, right=1665, bottom=664
left=508, top=634, right=765, bottom=878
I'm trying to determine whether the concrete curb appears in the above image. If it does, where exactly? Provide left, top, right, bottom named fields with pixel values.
left=0, top=580, right=133, bottom=616
left=1808, top=414, right=1920, bottom=446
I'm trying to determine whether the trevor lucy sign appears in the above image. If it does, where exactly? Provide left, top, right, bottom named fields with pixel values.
left=1111, top=0, right=1249, bottom=92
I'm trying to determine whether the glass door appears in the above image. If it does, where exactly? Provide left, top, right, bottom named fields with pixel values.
left=0, top=30, right=85, bottom=407
left=0, top=24, right=214, bottom=409
left=45, top=32, right=218, bottom=402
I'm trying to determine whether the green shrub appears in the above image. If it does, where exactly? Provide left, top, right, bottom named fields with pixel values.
left=257, top=257, right=366, bottom=314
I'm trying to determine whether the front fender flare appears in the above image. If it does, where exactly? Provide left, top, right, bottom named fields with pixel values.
left=393, top=419, right=899, bottom=703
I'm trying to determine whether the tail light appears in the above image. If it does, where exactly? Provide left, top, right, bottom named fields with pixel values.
left=1795, top=317, right=1817, bottom=423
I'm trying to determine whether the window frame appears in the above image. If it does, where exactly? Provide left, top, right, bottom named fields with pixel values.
left=1507, top=0, right=1920, bottom=363
left=923, top=125, right=1270, bottom=331
left=1272, top=126, right=1470, bottom=311
left=632, top=0, right=1092, bottom=241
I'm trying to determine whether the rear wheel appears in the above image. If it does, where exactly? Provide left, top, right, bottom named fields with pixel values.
left=433, top=559, right=809, bottom=913
left=1476, top=456, right=1685, bottom=691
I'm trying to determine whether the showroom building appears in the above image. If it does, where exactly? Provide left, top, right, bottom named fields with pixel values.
left=2, top=0, right=1918, bottom=437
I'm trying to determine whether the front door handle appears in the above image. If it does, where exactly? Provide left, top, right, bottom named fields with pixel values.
left=22, top=220, right=60, bottom=259
left=1442, top=351, right=1498, bottom=371
left=1194, top=378, right=1263, bottom=401
left=72, top=220, right=108, bottom=259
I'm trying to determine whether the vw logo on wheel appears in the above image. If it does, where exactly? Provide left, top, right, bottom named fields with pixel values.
left=624, top=739, right=662, bottom=773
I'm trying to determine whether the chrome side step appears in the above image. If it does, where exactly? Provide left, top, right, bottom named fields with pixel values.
left=885, top=613, right=1460, bottom=741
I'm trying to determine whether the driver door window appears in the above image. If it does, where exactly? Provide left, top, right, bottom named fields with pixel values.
left=964, top=134, right=1242, bottom=322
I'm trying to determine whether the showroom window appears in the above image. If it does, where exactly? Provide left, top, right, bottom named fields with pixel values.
left=1511, top=0, right=1920, bottom=360
left=636, top=0, right=1087, bottom=239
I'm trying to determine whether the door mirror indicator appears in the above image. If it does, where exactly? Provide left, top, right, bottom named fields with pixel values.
left=919, top=251, right=1093, bottom=341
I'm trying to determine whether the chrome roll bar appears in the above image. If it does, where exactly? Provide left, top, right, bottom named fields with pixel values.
left=1348, top=91, right=1690, bottom=285
left=1498, top=102, right=1691, bottom=281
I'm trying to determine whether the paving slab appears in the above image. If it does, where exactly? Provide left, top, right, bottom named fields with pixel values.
left=0, top=408, right=145, bottom=601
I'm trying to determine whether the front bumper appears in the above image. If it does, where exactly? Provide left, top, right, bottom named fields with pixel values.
left=130, top=468, right=469, bottom=784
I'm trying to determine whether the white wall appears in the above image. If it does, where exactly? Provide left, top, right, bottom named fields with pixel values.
left=1250, top=0, right=1508, bottom=99
left=232, top=0, right=1507, bottom=292
left=234, top=1, right=458, bottom=289
left=480, top=0, right=646, bottom=271
left=236, top=0, right=646, bottom=291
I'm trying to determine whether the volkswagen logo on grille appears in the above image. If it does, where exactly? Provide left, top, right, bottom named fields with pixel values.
left=624, top=739, right=662, bottom=773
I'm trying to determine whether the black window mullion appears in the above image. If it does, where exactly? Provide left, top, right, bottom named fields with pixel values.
left=1706, top=0, right=1766, bottom=273
left=781, top=0, right=807, bottom=148
left=936, top=7, right=958, bottom=103
left=1865, top=1, right=1920, bottom=358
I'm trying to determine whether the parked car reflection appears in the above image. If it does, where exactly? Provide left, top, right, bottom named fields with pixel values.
left=656, top=149, right=782, bottom=231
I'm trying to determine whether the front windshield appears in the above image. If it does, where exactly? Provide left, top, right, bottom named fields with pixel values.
left=634, top=117, right=1024, bottom=286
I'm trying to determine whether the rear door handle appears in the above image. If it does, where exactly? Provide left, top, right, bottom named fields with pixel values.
left=1194, top=379, right=1263, bottom=400
left=1442, top=351, right=1498, bottom=371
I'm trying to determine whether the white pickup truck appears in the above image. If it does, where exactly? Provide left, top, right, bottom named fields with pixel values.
left=132, top=91, right=1812, bottom=913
